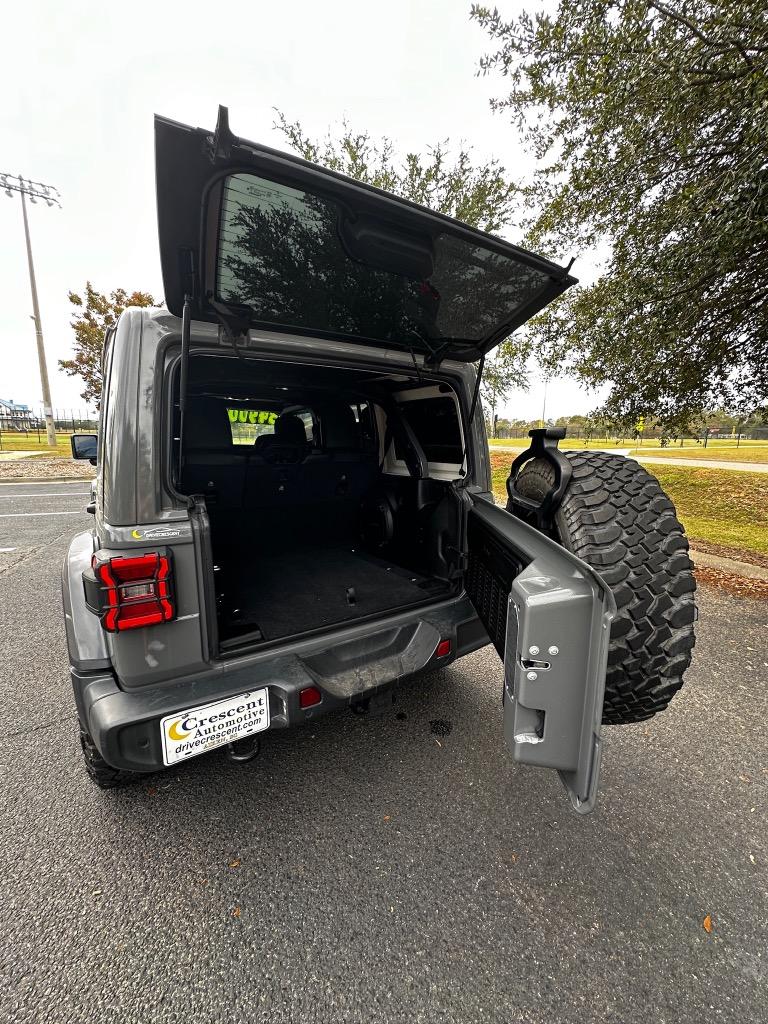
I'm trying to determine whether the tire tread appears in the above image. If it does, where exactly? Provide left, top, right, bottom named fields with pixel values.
left=516, top=451, right=696, bottom=724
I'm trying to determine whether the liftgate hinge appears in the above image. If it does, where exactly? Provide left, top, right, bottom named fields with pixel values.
left=207, top=295, right=252, bottom=350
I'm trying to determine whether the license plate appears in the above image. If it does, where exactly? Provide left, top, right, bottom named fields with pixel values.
left=160, top=689, right=270, bottom=766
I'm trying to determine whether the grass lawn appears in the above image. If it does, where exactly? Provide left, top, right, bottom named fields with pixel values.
left=0, top=432, right=72, bottom=456
left=652, top=466, right=768, bottom=556
left=628, top=445, right=768, bottom=464
left=489, top=436, right=768, bottom=461
left=488, top=436, right=631, bottom=449
left=489, top=452, right=768, bottom=559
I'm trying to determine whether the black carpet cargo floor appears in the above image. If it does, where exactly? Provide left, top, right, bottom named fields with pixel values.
left=218, top=544, right=449, bottom=644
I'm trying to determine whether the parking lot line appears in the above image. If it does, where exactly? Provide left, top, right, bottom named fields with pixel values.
left=0, top=478, right=91, bottom=484
left=0, top=511, right=86, bottom=518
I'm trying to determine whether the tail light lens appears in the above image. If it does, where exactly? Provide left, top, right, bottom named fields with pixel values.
left=85, top=551, right=175, bottom=632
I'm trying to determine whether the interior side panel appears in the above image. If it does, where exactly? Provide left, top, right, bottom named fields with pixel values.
left=465, top=513, right=525, bottom=660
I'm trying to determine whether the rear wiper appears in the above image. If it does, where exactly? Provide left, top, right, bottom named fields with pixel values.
left=207, top=295, right=253, bottom=356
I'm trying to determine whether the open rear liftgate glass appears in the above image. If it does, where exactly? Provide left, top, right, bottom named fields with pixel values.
left=465, top=494, right=616, bottom=813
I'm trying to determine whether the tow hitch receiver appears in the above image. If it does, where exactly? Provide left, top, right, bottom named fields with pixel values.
left=227, top=736, right=261, bottom=763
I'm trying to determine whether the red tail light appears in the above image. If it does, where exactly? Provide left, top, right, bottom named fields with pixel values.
left=86, top=552, right=175, bottom=632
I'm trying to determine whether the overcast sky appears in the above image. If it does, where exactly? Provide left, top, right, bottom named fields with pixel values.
left=1, top=0, right=606, bottom=419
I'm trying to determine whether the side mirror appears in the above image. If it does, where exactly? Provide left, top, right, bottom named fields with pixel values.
left=71, top=433, right=98, bottom=466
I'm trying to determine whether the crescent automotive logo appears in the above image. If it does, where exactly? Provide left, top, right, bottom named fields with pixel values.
left=167, top=716, right=195, bottom=741
left=130, top=526, right=183, bottom=540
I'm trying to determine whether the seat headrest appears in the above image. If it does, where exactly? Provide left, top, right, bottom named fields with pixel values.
left=321, top=404, right=359, bottom=449
left=274, top=413, right=308, bottom=446
left=184, top=399, right=233, bottom=450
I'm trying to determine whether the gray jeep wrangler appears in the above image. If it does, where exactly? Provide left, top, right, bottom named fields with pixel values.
left=62, top=108, right=696, bottom=813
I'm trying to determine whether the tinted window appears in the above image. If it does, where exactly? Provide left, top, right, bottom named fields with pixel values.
left=217, top=173, right=551, bottom=353
left=226, top=406, right=314, bottom=445
left=226, top=407, right=278, bottom=445
left=397, top=397, right=463, bottom=464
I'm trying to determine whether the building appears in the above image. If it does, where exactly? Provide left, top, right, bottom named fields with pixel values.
left=0, top=398, right=34, bottom=431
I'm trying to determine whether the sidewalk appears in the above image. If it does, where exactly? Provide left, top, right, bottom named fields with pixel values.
left=0, top=450, right=49, bottom=461
left=631, top=454, right=768, bottom=473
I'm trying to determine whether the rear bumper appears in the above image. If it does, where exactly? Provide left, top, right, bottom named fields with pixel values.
left=74, top=599, right=488, bottom=773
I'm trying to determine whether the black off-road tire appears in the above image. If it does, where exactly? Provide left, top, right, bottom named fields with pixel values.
left=79, top=723, right=139, bottom=789
left=515, top=451, right=696, bottom=724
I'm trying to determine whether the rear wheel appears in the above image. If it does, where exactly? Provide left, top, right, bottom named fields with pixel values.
left=79, top=723, right=139, bottom=789
left=515, top=451, right=696, bottom=724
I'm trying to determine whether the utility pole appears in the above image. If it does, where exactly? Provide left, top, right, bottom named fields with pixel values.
left=540, top=377, right=548, bottom=428
left=1, top=172, right=60, bottom=447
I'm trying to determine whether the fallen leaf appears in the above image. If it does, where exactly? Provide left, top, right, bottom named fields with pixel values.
left=510, top=853, right=518, bottom=864
left=703, top=915, right=713, bottom=933
left=694, top=565, right=768, bottom=600
left=146, top=786, right=158, bottom=797
left=749, top=854, right=756, bottom=865
left=228, top=858, right=241, bottom=869
left=231, top=907, right=241, bottom=919
left=738, top=774, right=751, bottom=784
left=383, top=815, right=391, bottom=822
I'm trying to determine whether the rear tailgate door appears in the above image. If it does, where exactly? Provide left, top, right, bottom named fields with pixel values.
left=465, top=494, right=615, bottom=813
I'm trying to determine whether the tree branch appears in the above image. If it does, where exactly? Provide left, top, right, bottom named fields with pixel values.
left=649, top=1, right=755, bottom=68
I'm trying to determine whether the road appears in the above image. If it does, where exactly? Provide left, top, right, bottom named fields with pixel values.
left=489, top=445, right=768, bottom=473
left=1, top=480, right=766, bottom=1024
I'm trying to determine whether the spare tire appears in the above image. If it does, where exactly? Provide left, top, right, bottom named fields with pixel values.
left=514, top=451, right=696, bottom=724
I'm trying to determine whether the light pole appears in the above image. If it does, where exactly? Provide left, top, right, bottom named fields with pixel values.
left=540, top=377, right=548, bottom=428
left=1, top=172, right=60, bottom=447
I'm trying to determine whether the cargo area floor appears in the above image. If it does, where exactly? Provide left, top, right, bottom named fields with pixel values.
left=217, top=544, right=450, bottom=645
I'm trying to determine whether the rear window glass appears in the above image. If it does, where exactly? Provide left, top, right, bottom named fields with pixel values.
left=397, top=397, right=463, bottom=464
left=216, top=173, right=551, bottom=353
left=226, top=407, right=314, bottom=445
left=226, top=407, right=278, bottom=445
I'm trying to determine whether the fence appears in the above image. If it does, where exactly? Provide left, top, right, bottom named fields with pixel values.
left=488, top=423, right=763, bottom=446
left=0, top=407, right=98, bottom=449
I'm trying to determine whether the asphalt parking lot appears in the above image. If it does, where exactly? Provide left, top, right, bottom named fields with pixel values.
left=1, top=479, right=766, bottom=1024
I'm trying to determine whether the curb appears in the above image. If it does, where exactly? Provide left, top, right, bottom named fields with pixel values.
left=690, top=549, right=768, bottom=582
left=0, top=477, right=93, bottom=485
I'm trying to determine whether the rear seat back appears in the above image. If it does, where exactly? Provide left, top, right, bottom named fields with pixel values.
left=243, top=402, right=377, bottom=540
left=314, top=403, right=377, bottom=501
left=181, top=398, right=247, bottom=508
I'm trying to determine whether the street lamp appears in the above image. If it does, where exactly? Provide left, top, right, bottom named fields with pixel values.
left=1, top=171, right=61, bottom=447
left=540, top=376, right=548, bottom=428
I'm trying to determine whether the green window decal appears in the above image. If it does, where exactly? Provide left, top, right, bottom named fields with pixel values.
left=226, top=408, right=278, bottom=444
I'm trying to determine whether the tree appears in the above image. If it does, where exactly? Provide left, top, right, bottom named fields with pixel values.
left=274, top=111, right=519, bottom=232
left=480, top=347, right=527, bottom=435
left=472, top=1, right=768, bottom=430
left=59, top=283, right=155, bottom=405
